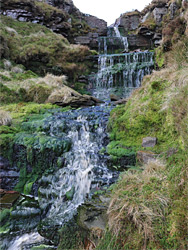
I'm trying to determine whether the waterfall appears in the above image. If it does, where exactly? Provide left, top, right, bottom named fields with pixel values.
left=92, top=51, right=154, bottom=100
left=2, top=105, right=117, bottom=249
left=91, top=25, right=154, bottom=100
left=37, top=106, right=116, bottom=225
left=7, top=233, right=45, bottom=250
left=114, top=21, right=129, bottom=52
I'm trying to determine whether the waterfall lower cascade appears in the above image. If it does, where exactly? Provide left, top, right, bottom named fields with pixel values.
left=2, top=105, right=117, bottom=250
left=38, top=107, right=115, bottom=224
left=92, top=25, right=154, bottom=100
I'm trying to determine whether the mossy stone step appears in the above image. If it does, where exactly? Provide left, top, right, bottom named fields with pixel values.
left=0, top=191, right=20, bottom=208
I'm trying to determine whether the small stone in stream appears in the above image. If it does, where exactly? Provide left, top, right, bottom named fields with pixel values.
left=110, top=94, right=120, bottom=102
left=142, top=137, right=157, bottom=147
left=114, top=98, right=127, bottom=105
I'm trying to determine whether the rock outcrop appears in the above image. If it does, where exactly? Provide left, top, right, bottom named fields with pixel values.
left=47, top=85, right=103, bottom=107
left=0, top=0, right=107, bottom=49
left=0, top=0, right=71, bottom=36
left=113, top=0, right=185, bottom=49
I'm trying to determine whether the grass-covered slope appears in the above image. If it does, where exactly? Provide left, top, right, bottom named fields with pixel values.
left=0, top=15, right=95, bottom=82
left=99, top=12, right=188, bottom=250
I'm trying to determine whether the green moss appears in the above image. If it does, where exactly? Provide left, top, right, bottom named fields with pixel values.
left=155, top=46, right=165, bottom=68
left=140, top=17, right=156, bottom=30
left=58, top=221, right=86, bottom=250
left=10, top=70, right=38, bottom=81
left=31, top=245, right=55, bottom=250
left=108, top=78, right=180, bottom=154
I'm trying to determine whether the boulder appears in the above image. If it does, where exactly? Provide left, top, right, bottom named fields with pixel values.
left=47, top=85, right=103, bottom=107
left=77, top=194, right=110, bottom=247
left=142, top=137, right=157, bottom=147
left=137, top=151, right=157, bottom=164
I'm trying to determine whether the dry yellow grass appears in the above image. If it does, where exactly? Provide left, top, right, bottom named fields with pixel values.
left=107, top=159, right=169, bottom=248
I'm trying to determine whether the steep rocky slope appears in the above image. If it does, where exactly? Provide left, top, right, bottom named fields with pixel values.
left=112, top=0, right=187, bottom=50
left=0, top=0, right=107, bottom=49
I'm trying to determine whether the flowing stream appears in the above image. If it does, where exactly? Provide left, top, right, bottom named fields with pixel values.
left=1, top=22, right=154, bottom=250
left=2, top=105, right=117, bottom=250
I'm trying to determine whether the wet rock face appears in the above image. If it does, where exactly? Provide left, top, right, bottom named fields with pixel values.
left=127, top=34, right=152, bottom=49
left=0, top=156, right=20, bottom=190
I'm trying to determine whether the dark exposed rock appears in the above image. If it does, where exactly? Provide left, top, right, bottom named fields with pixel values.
left=0, top=0, right=71, bottom=36
left=43, top=0, right=79, bottom=15
left=110, top=94, right=120, bottom=102
left=142, top=137, right=157, bottom=147
left=127, top=34, right=153, bottom=49
left=0, top=156, right=20, bottom=190
left=74, top=33, right=99, bottom=49
left=84, top=14, right=107, bottom=36
left=38, top=219, right=60, bottom=245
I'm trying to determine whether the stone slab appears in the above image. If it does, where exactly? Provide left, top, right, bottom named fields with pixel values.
left=0, top=192, right=20, bottom=208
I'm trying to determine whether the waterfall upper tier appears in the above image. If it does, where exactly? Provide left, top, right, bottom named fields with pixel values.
left=91, top=51, right=154, bottom=100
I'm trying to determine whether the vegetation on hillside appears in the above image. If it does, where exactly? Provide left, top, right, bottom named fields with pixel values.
left=99, top=8, right=188, bottom=250
left=0, top=15, right=94, bottom=82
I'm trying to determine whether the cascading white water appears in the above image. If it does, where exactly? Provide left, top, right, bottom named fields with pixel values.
left=7, top=232, right=45, bottom=250
left=93, top=51, right=154, bottom=99
left=38, top=112, right=113, bottom=225
left=2, top=106, right=116, bottom=250
left=114, top=22, right=129, bottom=52
left=91, top=22, right=154, bottom=100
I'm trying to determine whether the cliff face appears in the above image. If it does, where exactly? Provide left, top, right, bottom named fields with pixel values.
left=0, top=0, right=107, bottom=49
left=114, top=0, right=187, bottom=49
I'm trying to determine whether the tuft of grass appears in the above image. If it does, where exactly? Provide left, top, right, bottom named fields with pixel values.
left=0, top=110, right=12, bottom=126
left=107, top=159, right=169, bottom=249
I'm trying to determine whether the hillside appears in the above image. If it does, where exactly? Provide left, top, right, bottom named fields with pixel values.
left=0, top=0, right=187, bottom=249
left=98, top=3, right=188, bottom=250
